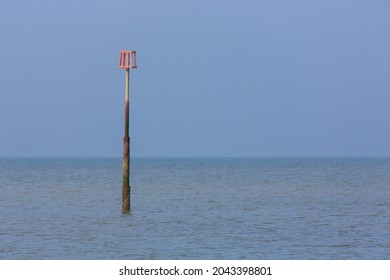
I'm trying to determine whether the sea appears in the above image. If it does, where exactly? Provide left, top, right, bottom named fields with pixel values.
left=0, top=157, right=389, bottom=260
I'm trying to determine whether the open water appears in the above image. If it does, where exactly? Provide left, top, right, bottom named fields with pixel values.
left=0, top=158, right=389, bottom=259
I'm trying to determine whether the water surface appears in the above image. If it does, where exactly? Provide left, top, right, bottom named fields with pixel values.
left=0, top=158, right=389, bottom=259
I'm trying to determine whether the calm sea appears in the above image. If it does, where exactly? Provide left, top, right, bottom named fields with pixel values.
left=0, top=158, right=389, bottom=259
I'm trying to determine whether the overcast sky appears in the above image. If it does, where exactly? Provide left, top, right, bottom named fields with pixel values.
left=1, top=0, right=390, bottom=157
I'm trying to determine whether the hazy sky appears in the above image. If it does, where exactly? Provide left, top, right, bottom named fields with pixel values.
left=1, top=0, right=390, bottom=157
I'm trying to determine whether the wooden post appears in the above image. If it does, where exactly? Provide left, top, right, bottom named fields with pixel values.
left=122, top=68, right=130, bottom=214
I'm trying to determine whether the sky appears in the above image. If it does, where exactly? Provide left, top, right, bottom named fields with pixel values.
left=1, top=0, right=390, bottom=157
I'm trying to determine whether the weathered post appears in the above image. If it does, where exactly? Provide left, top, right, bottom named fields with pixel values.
left=118, top=50, right=137, bottom=214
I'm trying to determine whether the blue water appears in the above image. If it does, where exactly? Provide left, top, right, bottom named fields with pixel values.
left=0, top=158, right=389, bottom=259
